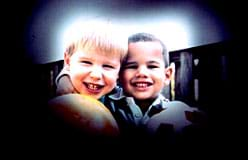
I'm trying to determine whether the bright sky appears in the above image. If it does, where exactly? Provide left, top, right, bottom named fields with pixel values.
left=25, top=0, right=228, bottom=64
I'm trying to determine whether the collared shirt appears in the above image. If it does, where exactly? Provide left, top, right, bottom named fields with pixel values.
left=106, top=87, right=169, bottom=126
left=104, top=87, right=203, bottom=136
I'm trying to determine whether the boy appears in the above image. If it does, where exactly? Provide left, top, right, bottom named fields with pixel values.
left=105, top=33, right=204, bottom=139
left=48, top=20, right=128, bottom=137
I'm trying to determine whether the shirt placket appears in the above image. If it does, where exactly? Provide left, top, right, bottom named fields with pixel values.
left=126, top=98, right=143, bottom=126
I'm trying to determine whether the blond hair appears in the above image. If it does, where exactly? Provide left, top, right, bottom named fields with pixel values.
left=65, top=20, right=128, bottom=63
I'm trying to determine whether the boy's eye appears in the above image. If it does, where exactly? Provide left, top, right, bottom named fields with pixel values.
left=148, top=65, right=159, bottom=69
left=103, top=64, right=115, bottom=69
left=80, top=61, right=92, bottom=65
left=123, top=64, right=137, bottom=69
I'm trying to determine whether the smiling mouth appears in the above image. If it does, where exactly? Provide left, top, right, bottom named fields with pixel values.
left=133, top=82, right=152, bottom=88
left=84, top=82, right=104, bottom=93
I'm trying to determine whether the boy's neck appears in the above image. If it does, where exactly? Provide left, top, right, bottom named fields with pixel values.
left=134, top=98, right=156, bottom=114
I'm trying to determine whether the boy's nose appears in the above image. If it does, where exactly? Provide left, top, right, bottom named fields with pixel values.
left=90, top=67, right=102, bottom=80
left=135, top=66, right=148, bottom=77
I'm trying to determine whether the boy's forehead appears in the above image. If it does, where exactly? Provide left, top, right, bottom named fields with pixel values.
left=128, top=41, right=163, bottom=57
left=129, top=41, right=162, bottom=51
left=79, top=46, right=119, bottom=56
left=76, top=48, right=122, bottom=63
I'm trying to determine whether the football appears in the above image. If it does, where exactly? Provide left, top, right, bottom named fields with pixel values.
left=48, top=93, right=119, bottom=137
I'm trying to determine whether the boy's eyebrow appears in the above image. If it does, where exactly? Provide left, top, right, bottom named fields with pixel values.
left=124, top=61, right=137, bottom=65
left=124, top=61, right=161, bottom=65
left=77, top=57, right=91, bottom=61
left=147, top=60, right=160, bottom=64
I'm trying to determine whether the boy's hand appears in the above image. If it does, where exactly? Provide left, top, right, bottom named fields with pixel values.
left=56, top=75, right=76, bottom=96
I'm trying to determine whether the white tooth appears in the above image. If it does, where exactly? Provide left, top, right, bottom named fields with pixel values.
left=136, top=83, right=148, bottom=87
left=88, top=83, right=99, bottom=90
left=89, top=84, right=93, bottom=89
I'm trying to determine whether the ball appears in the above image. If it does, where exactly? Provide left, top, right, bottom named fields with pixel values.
left=48, top=93, right=119, bottom=137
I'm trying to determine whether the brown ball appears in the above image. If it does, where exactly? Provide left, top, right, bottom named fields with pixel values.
left=48, top=93, right=119, bottom=137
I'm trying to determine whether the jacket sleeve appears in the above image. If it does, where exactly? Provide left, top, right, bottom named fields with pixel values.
left=55, top=67, right=70, bottom=86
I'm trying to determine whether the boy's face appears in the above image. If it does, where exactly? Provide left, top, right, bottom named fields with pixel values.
left=64, top=48, right=121, bottom=99
left=120, top=41, right=172, bottom=100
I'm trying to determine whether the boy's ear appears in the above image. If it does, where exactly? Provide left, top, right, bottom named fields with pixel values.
left=64, top=52, right=70, bottom=71
left=164, top=65, right=173, bottom=86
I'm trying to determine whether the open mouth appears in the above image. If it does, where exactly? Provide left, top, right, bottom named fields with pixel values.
left=133, top=82, right=152, bottom=88
left=84, top=82, right=104, bottom=93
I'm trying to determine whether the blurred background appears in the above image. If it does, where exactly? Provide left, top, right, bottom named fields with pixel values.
left=8, top=0, right=245, bottom=154
left=18, top=0, right=239, bottom=64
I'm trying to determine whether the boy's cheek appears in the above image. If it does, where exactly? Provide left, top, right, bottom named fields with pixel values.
left=106, top=71, right=119, bottom=79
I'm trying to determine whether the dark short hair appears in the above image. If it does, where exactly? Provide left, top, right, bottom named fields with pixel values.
left=128, top=32, right=169, bottom=67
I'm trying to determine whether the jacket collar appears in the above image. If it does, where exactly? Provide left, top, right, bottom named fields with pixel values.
left=108, top=87, right=169, bottom=110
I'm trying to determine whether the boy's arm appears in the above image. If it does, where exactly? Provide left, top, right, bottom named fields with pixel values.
left=55, top=67, right=77, bottom=96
